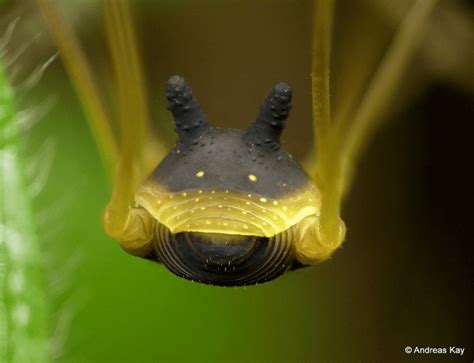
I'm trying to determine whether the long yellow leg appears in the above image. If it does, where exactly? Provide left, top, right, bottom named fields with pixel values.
left=103, top=0, right=170, bottom=178
left=300, top=0, right=345, bottom=263
left=299, top=0, right=438, bottom=264
left=36, top=0, right=118, bottom=177
left=311, top=0, right=334, bottom=164
left=37, top=0, right=160, bottom=254
left=336, top=0, right=439, bottom=196
left=101, top=0, right=157, bottom=255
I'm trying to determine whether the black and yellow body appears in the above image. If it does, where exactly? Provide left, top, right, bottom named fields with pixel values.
left=39, top=0, right=434, bottom=287
left=116, top=76, right=327, bottom=286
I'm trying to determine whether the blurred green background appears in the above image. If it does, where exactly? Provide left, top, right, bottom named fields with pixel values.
left=1, top=0, right=473, bottom=362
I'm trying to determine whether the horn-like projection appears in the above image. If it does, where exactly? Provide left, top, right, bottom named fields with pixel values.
left=166, top=75, right=212, bottom=144
left=244, top=82, right=292, bottom=144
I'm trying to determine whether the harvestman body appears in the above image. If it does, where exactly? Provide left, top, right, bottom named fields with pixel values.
left=105, top=76, right=342, bottom=286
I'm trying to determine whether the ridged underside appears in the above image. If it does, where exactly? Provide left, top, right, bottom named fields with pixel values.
left=136, top=185, right=320, bottom=238
left=154, top=222, right=296, bottom=286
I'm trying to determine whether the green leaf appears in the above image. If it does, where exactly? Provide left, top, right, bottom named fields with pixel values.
left=0, top=54, right=49, bottom=363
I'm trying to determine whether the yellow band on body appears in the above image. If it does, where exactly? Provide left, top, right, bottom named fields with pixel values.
left=136, top=184, right=321, bottom=238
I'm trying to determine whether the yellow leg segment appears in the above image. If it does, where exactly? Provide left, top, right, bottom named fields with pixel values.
left=305, top=0, right=438, bottom=264
left=103, top=206, right=154, bottom=257
left=294, top=215, right=346, bottom=265
left=101, top=0, right=159, bottom=256
left=37, top=0, right=118, bottom=177
left=38, top=0, right=169, bottom=256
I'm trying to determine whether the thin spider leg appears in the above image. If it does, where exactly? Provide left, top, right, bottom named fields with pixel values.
left=101, top=0, right=155, bottom=255
left=299, top=0, right=438, bottom=264
left=314, top=0, right=439, bottom=238
left=307, top=0, right=334, bottom=178
left=36, top=0, right=118, bottom=176
left=105, top=0, right=170, bottom=178
left=301, top=0, right=345, bottom=261
left=337, top=0, right=438, bottom=198
left=104, top=0, right=148, bottom=176
left=330, top=3, right=390, bottom=147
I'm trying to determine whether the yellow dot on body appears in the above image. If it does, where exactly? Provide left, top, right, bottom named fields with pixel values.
left=260, top=197, right=267, bottom=203
left=205, top=220, right=212, bottom=225
left=198, top=190, right=203, bottom=194
left=218, top=205, right=223, bottom=208
left=182, top=192, right=187, bottom=197
left=196, top=171, right=205, bottom=177
left=248, top=174, right=257, bottom=182
left=157, top=200, right=162, bottom=204
left=273, top=201, right=278, bottom=205
left=282, top=206, right=288, bottom=211
left=243, top=225, right=249, bottom=230
left=194, top=198, right=200, bottom=202
left=246, top=201, right=251, bottom=205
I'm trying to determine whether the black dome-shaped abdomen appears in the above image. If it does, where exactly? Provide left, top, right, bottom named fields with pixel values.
left=150, top=128, right=311, bottom=199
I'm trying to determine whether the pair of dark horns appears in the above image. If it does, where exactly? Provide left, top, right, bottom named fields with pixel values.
left=166, top=75, right=292, bottom=145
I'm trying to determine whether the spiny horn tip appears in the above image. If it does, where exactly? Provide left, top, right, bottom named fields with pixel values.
left=269, top=83, right=292, bottom=120
left=166, top=75, right=192, bottom=111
